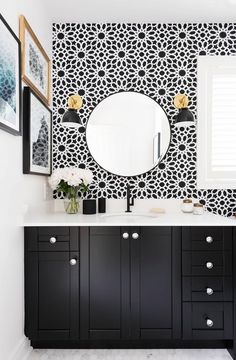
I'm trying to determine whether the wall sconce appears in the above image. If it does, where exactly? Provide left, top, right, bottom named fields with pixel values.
left=61, top=94, right=83, bottom=128
left=174, top=93, right=195, bottom=127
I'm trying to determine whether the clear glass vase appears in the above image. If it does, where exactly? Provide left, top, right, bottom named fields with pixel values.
left=64, top=196, right=79, bottom=214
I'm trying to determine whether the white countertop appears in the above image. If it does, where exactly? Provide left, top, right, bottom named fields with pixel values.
left=22, top=199, right=236, bottom=227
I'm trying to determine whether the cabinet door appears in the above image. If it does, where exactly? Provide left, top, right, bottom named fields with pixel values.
left=131, top=226, right=181, bottom=340
left=80, top=227, right=130, bottom=340
left=26, top=251, right=79, bottom=340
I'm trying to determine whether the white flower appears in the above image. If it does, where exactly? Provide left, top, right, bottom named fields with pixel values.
left=48, top=168, right=63, bottom=190
left=61, top=168, right=79, bottom=186
left=48, top=167, right=93, bottom=190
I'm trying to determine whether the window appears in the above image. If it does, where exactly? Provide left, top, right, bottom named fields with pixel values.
left=197, top=56, right=236, bottom=189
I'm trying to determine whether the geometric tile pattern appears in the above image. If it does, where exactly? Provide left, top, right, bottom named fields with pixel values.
left=52, top=23, right=236, bottom=216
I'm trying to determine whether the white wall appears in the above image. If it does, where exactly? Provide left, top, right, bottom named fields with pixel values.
left=44, top=0, right=236, bottom=23
left=0, top=2, right=51, bottom=359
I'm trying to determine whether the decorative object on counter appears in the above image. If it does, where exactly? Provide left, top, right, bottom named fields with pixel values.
left=150, top=208, right=166, bottom=214
left=19, top=15, right=50, bottom=105
left=193, top=202, right=204, bottom=215
left=48, top=167, right=93, bottom=214
left=0, top=14, right=21, bottom=135
left=181, top=199, right=193, bottom=213
left=61, top=94, right=83, bottom=128
left=174, top=94, right=195, bottom=128
left=83, top=199, right=97, bottom=214
left=23, top=87, right=52, bottom=175
left=98, top=198, right=106, bottom=213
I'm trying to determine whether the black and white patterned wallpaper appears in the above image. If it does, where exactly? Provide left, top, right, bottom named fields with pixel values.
left=52, top=23, right=236, bottom=216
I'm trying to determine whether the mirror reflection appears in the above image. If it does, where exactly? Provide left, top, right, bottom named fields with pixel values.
left=86, top=92, right=171, bottom=177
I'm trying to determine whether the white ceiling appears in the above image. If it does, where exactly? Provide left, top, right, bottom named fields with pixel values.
left=44, top=0, right=236, bottom=23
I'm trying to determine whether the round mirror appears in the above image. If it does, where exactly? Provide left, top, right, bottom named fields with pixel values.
left=86, top=92, right=171, bottom=177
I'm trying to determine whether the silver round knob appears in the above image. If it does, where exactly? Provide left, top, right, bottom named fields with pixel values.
left=206, top=262, right=213, bottom=269
left=70, top=259, right=77, bottom=266
left=206, top=287, right=214, bottom=296
left=206, top=318, right=214, bottom=327
left=49, top=237, right=57, bottom=244
left=132, top=233, right=139, bottom=239
left=206, top=236, right=213, bottom=243
left=122, top=232, right=129, bottom=239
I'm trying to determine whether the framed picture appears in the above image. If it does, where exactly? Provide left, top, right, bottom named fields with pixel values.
left=23, top=87, right=52, bottom=175
left=0, top=14, right=21, bottom=135
left=20, top=15, right=50, bottom=105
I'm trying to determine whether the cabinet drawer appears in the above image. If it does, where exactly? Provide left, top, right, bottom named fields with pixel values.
left=38, top=233, right=70, bottom=251
left=183, top=302, right=233, bottom=339
left=183, top=277, right=232, bottom=301
left=182, top=251, right=232, bottom=276
left=183, top=226, right=224, bottom=241
left=38, top=235, right=70, bottom=242
left=38, top=227, right=70, bottom=236
left=182, top=227, right=232, bottom=251
left=25, top=227, right=79, bottom=252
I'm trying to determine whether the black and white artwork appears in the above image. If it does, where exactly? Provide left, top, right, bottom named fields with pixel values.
left=52, top=23, right=236, bottom=216
left=23, top=87, right=51, bottom=175
left=29, top=42, right=45, bottom=89
left=0, top=14, right=21, bottom=135
left=20, top=16, right=50, bottom=105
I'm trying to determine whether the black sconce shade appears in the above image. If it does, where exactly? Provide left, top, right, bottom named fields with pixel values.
left=175, top=108, right=195, bottom=128
left=61, top=108, right=82, bottom=128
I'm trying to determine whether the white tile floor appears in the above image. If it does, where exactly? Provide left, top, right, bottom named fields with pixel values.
left=28, top=349, right=232, bottom=360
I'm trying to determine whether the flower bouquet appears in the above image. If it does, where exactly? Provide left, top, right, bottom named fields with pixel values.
left=48, top=167, right=93, bottom=214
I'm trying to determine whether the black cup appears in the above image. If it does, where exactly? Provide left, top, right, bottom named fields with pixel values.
left=83, top=199, right=96, bottom=214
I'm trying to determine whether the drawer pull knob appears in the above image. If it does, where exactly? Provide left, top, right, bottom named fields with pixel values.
left=206, top=318, right=214, bottom=327
left=206, top=236, right=213, bottom=243
left=132, top=232, right=139, bottom=240
left=49, top=237, right=57, bottom=244
left=122, top=232, right=129, bottom=239
left=206, top=262, right=213, bottom=269
left=70, top=258, right=77, bottom=266
left=206, top=287, right=214, bottom=296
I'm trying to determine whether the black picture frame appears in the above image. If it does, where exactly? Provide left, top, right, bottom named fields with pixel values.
left=0, top=13, right=21, bottom=135
left=23, top=87, right=52, bottom=175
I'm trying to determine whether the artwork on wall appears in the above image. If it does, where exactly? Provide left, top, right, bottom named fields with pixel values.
left=0, top=14, right=21, bottom=135
left=20, top=15, right=50, bottom=105
left=23, top=87, right=52, bottom=175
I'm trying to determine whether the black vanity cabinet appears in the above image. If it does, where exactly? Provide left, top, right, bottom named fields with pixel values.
left=182, top=227, right=233, bottom=340
left=79, top=226, right=181, bottom=341
left=79, top=226, right=130, bottom=340
left=24, top=225, right=234, bottom=354
left=129, top=227, right=181, bottom=340
left=25, top=226, right=181, bottom=344
left=25, top=227, right=79, bottom=341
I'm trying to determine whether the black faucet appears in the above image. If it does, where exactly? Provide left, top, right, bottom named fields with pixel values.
left=125, top=184, right=134, bottom=213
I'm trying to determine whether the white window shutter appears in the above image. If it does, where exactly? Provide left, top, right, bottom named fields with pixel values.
left=197, top=56, right=236, bottom=189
